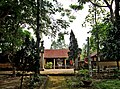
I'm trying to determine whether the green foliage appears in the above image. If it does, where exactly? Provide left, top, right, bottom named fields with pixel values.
left=83, top=4, right=109, bottom=27
left=80, top=43, right=87, bottom=60
left=78, top=69, right=89, bottom=75
left=0, top=0, right=75, bottom=43
left=24, top=75, right=46, bottom=89
left=45, top=62, right=53, bottom=69
left=95, top=79, right=120, bottom=89
left=0, top=28, right=29, bottom=53
left=0, top=0, right=76, bottom=73
left=50, top=32, right=68, bottom=49
left=77, top=69, right=91, bottom=80
left=69, top=0, right=90, bottom=11
left=13, top=35, right=37, bottom=71
left=109, top=69, right=120, bottom=78
left=70, top=4, right=84, bottom=10
left=68, top=30, right=82, bottom=60
left=66, top=76, right=82, bottom=88
left=101, top=23, right=120, bottom=61
left=87, top=22, right=111, bottom=54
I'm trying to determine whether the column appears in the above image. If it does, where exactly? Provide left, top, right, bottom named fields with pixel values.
left=54, top=59, right=55, bottom=69
left=42, top=53, right=44, bottom=69
left=40, top=53, right=44, bottom=69
left=64, top=59, right=66, bottom=69
left=44, top=59, right=46, bottom=68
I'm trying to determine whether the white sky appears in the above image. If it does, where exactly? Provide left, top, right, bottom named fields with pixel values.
left=43, top=0, right=91, bottom=49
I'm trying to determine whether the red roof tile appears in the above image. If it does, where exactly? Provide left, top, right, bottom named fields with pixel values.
left=44, top=49, right=69, bottom=58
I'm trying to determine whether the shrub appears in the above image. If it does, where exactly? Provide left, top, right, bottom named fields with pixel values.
left=45, top=62, right=53, bottom=69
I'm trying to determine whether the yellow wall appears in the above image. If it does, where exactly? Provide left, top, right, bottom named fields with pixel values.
left=98, top=61, right=120, bottom=67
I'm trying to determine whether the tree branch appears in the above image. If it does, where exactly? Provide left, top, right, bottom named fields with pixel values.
left=89, top=0, right=108, bottom=7
left=0, top=0, right=25, bottom=21
left=103, top=0, right=110, bottom=7
left=110, top=0, right=114, bottom=6
left=0, top=6, right=12, bottom=21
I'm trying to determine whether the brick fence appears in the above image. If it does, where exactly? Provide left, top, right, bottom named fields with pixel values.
left=0, top=63, right=12, bottom=68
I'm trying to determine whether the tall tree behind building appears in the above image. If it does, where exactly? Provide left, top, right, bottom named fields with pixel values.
left=68, top=30, right=81, bottom=69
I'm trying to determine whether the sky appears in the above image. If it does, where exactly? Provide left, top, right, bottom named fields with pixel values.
left=43, top=0, right=91, bottom=49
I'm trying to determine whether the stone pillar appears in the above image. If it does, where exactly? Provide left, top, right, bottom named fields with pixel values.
left=64, top=59, right=66, bottom=69
left=44, top=59, right=46, bottom=66
left=40, top=41, right=44, bottom=70
left=75, top=58, right=78, bottom=70
left=54, top=59, right=55, bottom=69
left=41, top=52, right=44, bottom=69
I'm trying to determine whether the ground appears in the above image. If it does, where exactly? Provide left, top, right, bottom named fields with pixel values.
left=0, top=69, right=117, bottom=89
left=46, top=76, right=68, bottom=89
left=0, top=75, right=20, bottom=89
left=46, top=76, right=94, bottom=89
left=0, top=69, right=74, bottom=89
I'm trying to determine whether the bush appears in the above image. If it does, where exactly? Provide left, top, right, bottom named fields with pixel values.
left=66, top=76, right=82, bottom=88
left=20, top=74, right=47, bottom=89
left=45, top=62, right=53, bottom=69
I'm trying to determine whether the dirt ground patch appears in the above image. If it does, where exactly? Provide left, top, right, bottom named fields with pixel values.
left=0, top=75, right=21, bottom=89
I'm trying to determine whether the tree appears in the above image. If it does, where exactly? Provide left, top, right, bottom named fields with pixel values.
left=0, top=0, right=75, bottom=37
left=0, top=0, right=76, bottom=73
left=68, top=30, right=82, bottom=69
left=13, top=35, right=37, bottom=72
left=0, top=0, right=75, bottom=55
left=81, top=43, right=87, bottom=60
left=50, top=32, right=68, bottom=49
left=101, top=22, right=120, bottom=70
left=71, top=0, right=117, bottom=23
left=81, top=21, right=111, bottom=64
left=89, top=21, right=111, bottom=53
left=12, top=35, right=38, bottom=88
left=71, top=0, right=120, bottom=70
left=0, top=28, right=32, bottom=67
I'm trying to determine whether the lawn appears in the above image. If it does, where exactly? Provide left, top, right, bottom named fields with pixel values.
left=65, top=76, right=120, bottom=89
left=94, top=79, right=120, bottom=89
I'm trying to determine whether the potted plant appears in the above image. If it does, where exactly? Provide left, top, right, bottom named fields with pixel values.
left=79, top=69, right=92, bottom=86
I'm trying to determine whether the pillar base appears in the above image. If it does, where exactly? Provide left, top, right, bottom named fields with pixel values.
left=40, top=68, right=44, bottom=71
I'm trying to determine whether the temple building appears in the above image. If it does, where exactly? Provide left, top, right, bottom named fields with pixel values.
left=40, top=49, right=71, bottom=69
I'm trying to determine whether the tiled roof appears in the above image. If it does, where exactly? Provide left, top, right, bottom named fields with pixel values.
left=44, top=49, right=69, bottom=58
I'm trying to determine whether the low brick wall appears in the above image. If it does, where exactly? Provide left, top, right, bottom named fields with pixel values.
left=0, top=63, right=12, bottom=68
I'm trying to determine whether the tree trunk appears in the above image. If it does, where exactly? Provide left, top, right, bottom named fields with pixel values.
left=109, top=6, right=114, bottom=23
left=87, top=37, right=92, bottom=77
left=115, top=0, right=120, bottom=71
left=116, top=60, right=119, bottom=70
left=75, top=58, right=78, bottom=70
left=13, top=67, right=16, bottom=77
left=115, top=0, right=119, bottom=21
left=20, top=71, right=24, bottom=89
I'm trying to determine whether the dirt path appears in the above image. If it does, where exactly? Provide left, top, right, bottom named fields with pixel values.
left=46, top=76, right=69, bottom=89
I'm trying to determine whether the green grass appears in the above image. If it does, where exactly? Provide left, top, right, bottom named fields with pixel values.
left=94, top=79, right=120, bottom=89
left=65, top=76, right=120, bottom=89
left=46, top=76, right=69, bottom=89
